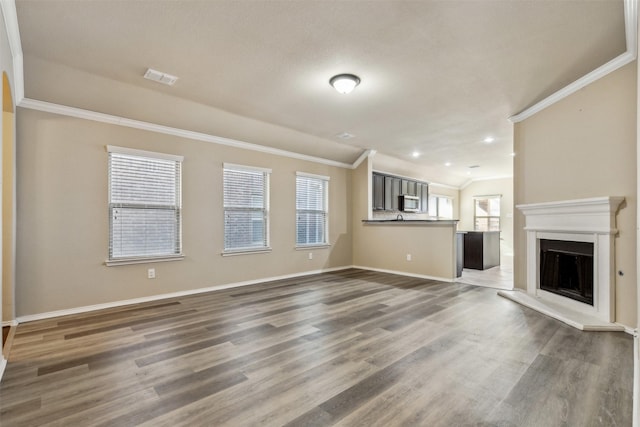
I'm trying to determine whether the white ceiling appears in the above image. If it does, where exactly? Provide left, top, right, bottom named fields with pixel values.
left=15, top=0, right=627, bottom=186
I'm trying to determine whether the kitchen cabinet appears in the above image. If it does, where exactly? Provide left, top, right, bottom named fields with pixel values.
left=372, top=172, right=428, bottom=212
left=456, top=232, right=465, bottom=277
left=463, top=231, right=500, bottom=270
left=384, top=176, right=401, bottom=211
left=418, top=183, right=429, bottom=213
left=373, top=173, right=385, bottom=210
left=402, top=179, right=418, bottom=197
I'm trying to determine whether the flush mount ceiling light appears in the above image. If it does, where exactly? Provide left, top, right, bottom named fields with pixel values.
left=483, top=136, right=495, bottom=143
left=329, top=74, right=360, bottom=94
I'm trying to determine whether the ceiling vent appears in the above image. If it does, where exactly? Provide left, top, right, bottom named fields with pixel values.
left=143, top=68, right=178, bottom=86
left=336, top=132, right=355, bottom=140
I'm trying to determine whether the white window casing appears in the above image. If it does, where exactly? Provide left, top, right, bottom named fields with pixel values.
left=106, top=146, right=183, bottom=266
left=223, top=164, right=271, bottom=254
left=296, top=172, right=329, bottom=247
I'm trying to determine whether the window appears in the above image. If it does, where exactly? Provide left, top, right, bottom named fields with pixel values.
left=296, top=172, right=329, bottom=246
left=428, top=195, right=453, bottom=219
left=223, top=164, right=270, bottom=253
left=107, top=146, right=183, bottom=264
left=474, top=195, right=501, bottom=231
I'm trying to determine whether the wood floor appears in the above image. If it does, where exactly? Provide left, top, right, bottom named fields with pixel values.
left=0, top=269, right=632, bottom=426
left=458, top=255, right=514, bottom=290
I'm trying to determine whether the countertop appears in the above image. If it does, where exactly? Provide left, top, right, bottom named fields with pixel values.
left=362, top=219, right=459, bottom=225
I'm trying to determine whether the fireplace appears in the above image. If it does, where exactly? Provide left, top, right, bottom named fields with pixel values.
left=513, top=197, right=624, bottom=327
left=539, top=239, right=593, bottom=306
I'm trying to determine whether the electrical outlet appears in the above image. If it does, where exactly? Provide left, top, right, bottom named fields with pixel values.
left=406, top=254, right=412, bottom=261
left=148, top=268, right=156, bottom=279
left=308, top=252, right=313, bottom=260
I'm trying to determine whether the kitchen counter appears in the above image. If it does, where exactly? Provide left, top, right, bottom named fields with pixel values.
left=362, top=219, right=459, bottom=225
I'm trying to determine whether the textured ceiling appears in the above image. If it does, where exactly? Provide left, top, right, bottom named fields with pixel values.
left=15, top=0, right=626, bottom=186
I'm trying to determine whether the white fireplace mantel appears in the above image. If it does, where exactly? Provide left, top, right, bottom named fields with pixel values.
left=517, top=197, right=625, bottom=235
left=500, top=196, right=625, bottom=331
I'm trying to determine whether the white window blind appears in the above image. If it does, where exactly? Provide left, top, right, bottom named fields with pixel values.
left=296, top=173, right=329, bottom=246
left=108, top=147, right=182, bottom=261
left=223, top=164, right=270, bottom=252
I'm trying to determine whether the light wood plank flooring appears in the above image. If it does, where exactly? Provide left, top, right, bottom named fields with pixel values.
left=0, top=269, right=632, bottom=426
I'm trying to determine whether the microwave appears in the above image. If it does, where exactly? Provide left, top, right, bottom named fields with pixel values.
left=400, top=195, right=420, bottom=212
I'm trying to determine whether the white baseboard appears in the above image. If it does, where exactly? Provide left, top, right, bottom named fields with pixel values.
left=16, top=265, right=354, bottom=324
left=352, top=265, right=454, bottom=283
left=1, top=320, right=18, bottom=328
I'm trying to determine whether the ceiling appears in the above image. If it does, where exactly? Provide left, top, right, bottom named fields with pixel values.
left=14, top=1, right=627, bottom=186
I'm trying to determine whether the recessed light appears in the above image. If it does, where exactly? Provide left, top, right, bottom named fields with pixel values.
left=467, top=171, right=472, bottom=175
left=445, top=162, right=452, bottom=167
left=412, top=151, right=420, bottom=158
left=510, top=152, right=516, bottom=157
left=483, top=136, right=495, bottom=143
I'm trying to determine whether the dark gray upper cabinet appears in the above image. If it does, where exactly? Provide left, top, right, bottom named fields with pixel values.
left=419, top=183, right=429, bottom=212
left=402, top=179, right=418, bottom=197
left=373, top=172, right=428, bottom=212
left=372, top=173, right=385, bottom=210
left=384, top=176, right=401, bottom=211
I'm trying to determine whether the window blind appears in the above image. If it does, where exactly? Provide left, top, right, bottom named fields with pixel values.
left=223, top=165, right=270, bottom=252
left=296, top=174, right=328, bottom=246
left=108, top=149, right=182, bottom=260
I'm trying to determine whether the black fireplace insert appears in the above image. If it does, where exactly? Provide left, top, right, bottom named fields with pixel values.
left=539, top=239, right=594, bottom=306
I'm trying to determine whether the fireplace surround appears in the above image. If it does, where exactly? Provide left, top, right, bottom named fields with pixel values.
left=501, top=197, right=624, bottom=330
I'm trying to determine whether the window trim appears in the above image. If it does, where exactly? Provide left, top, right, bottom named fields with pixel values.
left=473, top=194, right=501, bottom=231
left=428, top=194, right=454, bottom=219
left=295, top=171, right=330, bottom=248
left=222, top=163, right=271, bottom=255
left=105, top=145, right=184, bottom=266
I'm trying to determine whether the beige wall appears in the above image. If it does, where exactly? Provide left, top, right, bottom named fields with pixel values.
left=459, top=178, right=514, bottom=256
left=514, top=62, right=637, bottom=328
left=15, top=109, right=352, bottom=316
left=352, top=156, right=456, bottom=280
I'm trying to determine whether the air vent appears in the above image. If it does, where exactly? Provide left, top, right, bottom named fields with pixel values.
left=336, top=132, right=355, bottom=140
left=468, top=165, right=480, bottom=169
left=143, top=68, right=178, bottom=86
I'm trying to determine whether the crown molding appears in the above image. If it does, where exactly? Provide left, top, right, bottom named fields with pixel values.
left=427, top=181, right=462, bottom=191
left=352, top=149, right=376, bottom=169
left=509, top=0, right=638, bottom=123
left=19, top=98, right=356, bottom=169
left=0, top=0, right=23, bottom=104
left=460, top=174, right=514, bottom=190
